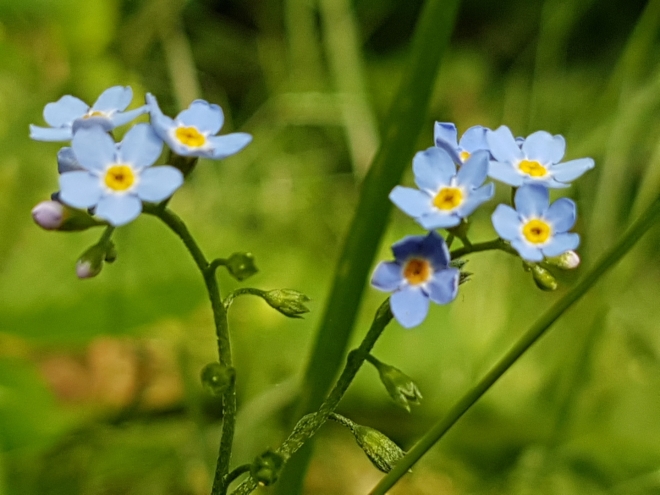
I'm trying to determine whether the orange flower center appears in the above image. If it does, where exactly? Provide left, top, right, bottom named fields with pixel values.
left=403, top=258, right=431, bottom=285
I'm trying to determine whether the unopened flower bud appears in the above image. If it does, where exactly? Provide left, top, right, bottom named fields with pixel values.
left=104, top=241, right=118, bottom=263
left=524, top=262, right=558, bottom=291
left=200, top=362, right=235, bottom=397
left=250, top=449, right=284, bottom=486
left=226, top=252, right=258, bottom=281
left=76, top=243, right=107, bottom=279
left=263, top=289, right=311, bottom=318
left=32, top=200, right=102, bottom=232
left=545, top=250, right=580, bottom=270
left=330, top=413, right=405, bottom=473
left=374, top=360, right=422, bottom=412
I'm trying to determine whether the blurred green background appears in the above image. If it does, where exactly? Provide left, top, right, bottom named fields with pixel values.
left=1, top=0, right=660, bottom=493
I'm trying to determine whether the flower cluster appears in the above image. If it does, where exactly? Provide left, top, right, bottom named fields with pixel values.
left=30, top=86, right=251, bottom=228
left=372, top=122, right=594, bottom=328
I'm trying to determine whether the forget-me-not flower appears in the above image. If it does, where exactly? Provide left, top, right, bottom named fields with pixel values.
left=434, top=122, right=490, bottom=164
left=486, top=126, right=594, bottom=188
left=389, top=147, right=495, bottom=229
left=371, top=231, right=459, bottom=328
left=491, top=184, right=579, bottom=262
left=30, top=86, right=147, bottom=142
left=59, top=124, right=184, bottom=226
left=146, top=93, right=252, bottom=159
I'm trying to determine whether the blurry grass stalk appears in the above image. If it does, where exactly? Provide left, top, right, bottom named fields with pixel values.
left=370, top=191, right=660, bottom=494
left=273, top=0, right=461, bottom=493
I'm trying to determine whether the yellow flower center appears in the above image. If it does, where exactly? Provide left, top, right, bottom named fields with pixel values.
left=433, top=187, right=463, bottom=211
left=175, top=126, right=206, bottom=148
left=403, top=258, right=431, bottom=285
left=459, top=150, right=471, bottom=162
left=522, top=219, right=552, bottom=244
left=84, top=110, right=106, bottom=119
left=104, top=164, right=135, bottom=192
left=518, top=159, right=548, bottom=177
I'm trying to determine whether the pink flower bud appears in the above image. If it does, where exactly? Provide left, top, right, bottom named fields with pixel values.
left=31, top=201, right=65, bottom=230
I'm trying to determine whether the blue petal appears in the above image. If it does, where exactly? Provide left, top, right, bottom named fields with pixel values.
left=412, top=147, right=456, bottom=192
left=119, top=123, right=163, bottom=169
left=208, top=133, right=252, bottom=159
left=71, top=116, right=114, bottom=134
left=456, top=182, right=494, bottom=218
left=515, top=184, right=549, bottom=218
left=137, top=166, right=184, bottom=202
left=419, top=231, right=450, bottom=268
left=43, top=95, right=88, bottom=127
left=59, top=171, right=102, bottom=208
left=488, top=160, right=524, bottom=186
left=511, top=239, right=544, bottom=261
left=29, top=125, right=72, bottom=142
left=72, top=127, right=116, bottom=172
left=391, top=287, right=430, bottom=328
left=487, top=126, right=523, bottom=162
left=549, top=158, right=595, bottom=183
left=177, top=100, right=224, bottom=134
left=57, top=147, right=83, bottom=173
left=419, top=211, right=461, bottom=229
left=146, top=93, right=176, bottom=140
left=92, top=86, right=133, bottom=112
left=389, top=186, right=432, bottom=217
left=111, top=106, right=149, bottom=128
left=433, top=122, right=458, bottom=149
left=542, top=232, right=580, bottom=257
left=545, top=197, right=576, bottom=232
left=371, top=261, right=403, bottom=292
left=391, top=235, right=425, bottom=262
left=456, top=150, right=489, bottom=188
left=521, top=175, right=570, bottom=189
left=459, top=125, right=489, bottom=152
left=95, top=194, right=142, bottom=226
left=521, top=131, right=565, bottom=164
left=427, top=268, right=459, bottom=304
left=491, top=204, right=521, bottom=241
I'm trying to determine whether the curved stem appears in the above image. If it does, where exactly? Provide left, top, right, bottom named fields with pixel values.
left=370, top=193, right=660, bottom=494
left=450, top=238, right=518, bottom=259
left=143, top=204, right=235, bottom=495
left=224, top=287, right=265, bottom=310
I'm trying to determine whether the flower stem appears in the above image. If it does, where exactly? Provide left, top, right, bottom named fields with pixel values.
left=450, top=238, right=518, bottom=259
left=142, top=204, right=236, bottom=495
left=370, top=193, right=660, bottom=494
left=230, top=299, right=394, bottom=495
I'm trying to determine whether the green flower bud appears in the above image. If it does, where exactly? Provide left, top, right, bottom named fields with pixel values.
left=200, top=362, right=235, bottom=397
left=330, top=413, right=405, bottom=473
left=545, top=250, right=580, bottom=270
left=76, top=243, right=107, bottom=279
left=226, top=252, right=258, bottom=281
left=524, top=262, right=558, bottom=291
left=250, top=449, right=284, bottom=486
left=374, top=361, right=422, bottom=412
left=104, top=241, right=118, bottom=263
left=263, top=289, right=311, bottom=318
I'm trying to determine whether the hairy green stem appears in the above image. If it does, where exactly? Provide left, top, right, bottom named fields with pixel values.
left=143, top=204, right=236, bottom=495
left=223, top=287, right=265, bottom=310
left=230, top=299, right=393, bottom=495
left=370, top=194, right=660, bottom=494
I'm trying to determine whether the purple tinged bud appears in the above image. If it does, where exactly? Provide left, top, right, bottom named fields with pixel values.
left=76, top=243, right=107, bottom=279
left=32, top=201, right=65, bottom=230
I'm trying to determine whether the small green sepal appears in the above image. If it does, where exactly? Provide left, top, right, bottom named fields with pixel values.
left=250, top=448, right=284, bottom=486
left=200, top=362, right=235, bottom=397
left=226, top=252, right=258, bottom=281
left=263, top=289, right=311, bottom=318
left=371, top=358, right=422, bottom=412
left=545, top=250, right=580, bottom=270
left=524, top=262, right=558, bottom=291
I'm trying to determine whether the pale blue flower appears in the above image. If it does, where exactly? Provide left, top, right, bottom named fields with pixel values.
left=59, top=124, right=184, bottom=226
left=371, top=231, right=459, bottom=328
left=491, top=184, right=579, bottom=262
left=30, top=86, right=147, bottom=142
left=146, top=93, right=252, bottom=159
left=434, top=122, right=490, bottom=164
left=390, top=147, right=494, bottom=229
left=486, top=126, right=594, bottom=188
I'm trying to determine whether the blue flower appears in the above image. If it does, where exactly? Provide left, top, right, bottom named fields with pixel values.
left=146, top=94, right=252, bottom=159
left=59, top=124, right=184, bottom=226
left=371, top=231, right=459, bottom=328
left=486, top=126, right=594, bottom=188
left=491, top=184, right=579, bottom=262
left=434, top=122, right=490, bottom=164
left=30, top=86, right=147, bottom=142
left=389, top=147, right=494, bottom=229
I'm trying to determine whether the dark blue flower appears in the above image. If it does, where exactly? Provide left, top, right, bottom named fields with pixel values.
left=371, top=231, right=459, bottom=328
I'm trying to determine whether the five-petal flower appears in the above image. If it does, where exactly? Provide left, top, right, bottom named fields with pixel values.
left=486, top=125, right=594, bottom=188
left=59, top=124, right=184, bottom=226
left=371, top=231, right=459, bottom=328
left=30, top=86, right=147, bottom=142
left=146, top=93, right=252, bottom=159
left=491, top=184, right=579, bottom=262
left=390, top=147, right=495, bottom=229
left=434, top=122, right=490, bottom=164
